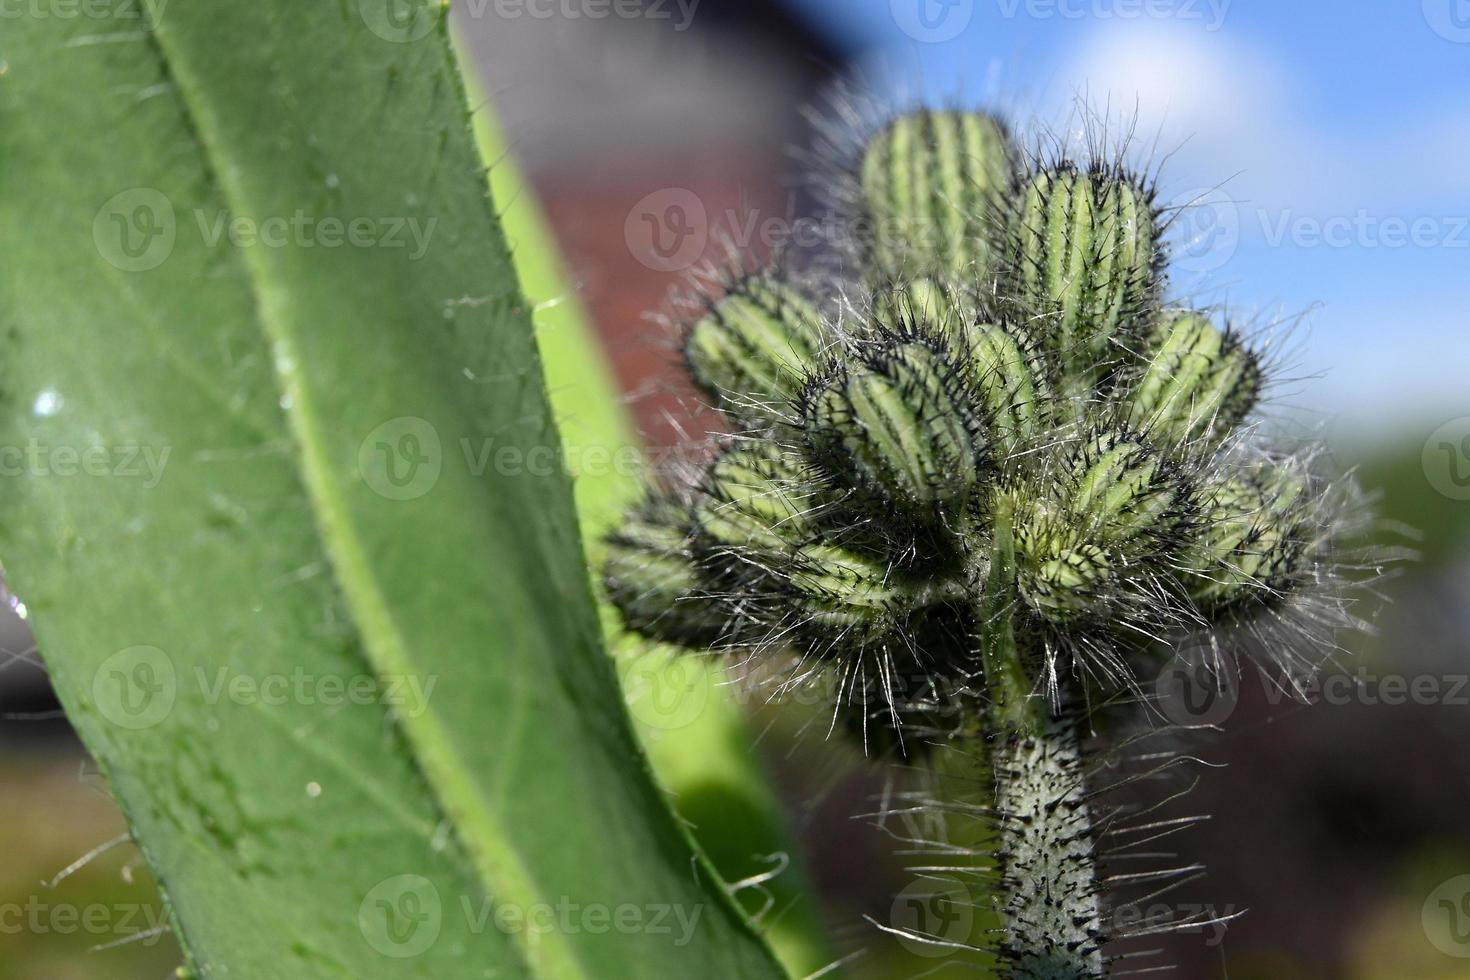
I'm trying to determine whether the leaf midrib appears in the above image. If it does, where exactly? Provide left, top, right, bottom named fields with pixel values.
left=142, top=18, right=590, bottom=980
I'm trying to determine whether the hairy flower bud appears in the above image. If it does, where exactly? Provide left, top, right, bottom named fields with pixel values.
left=801, top=338, right=986, bottom=518
left=1126, top=311, right=1262, bottom=448
left=695, top=443, right=814, bottom=554
left=1007, top=434, right=1188, bottom=626
left=1006, top=163, right=1163, bottom=391
left=1184, top=468, right=1311, bottom=615
left=1014, top=532, right=1115, bottom=625
left=873, top=277, right=965, bottom=341
left=1067, top=432, right=1190, bottom=548
left=604, top=500, right=726, bottom=647
left=783, top=542, right=969, bottom=644
left=965, top=321, right=1051, bottom=453
left=860, top=110, right=1017, bottom=285
left=785, top=542, right=903, bottom=637
left=685, top=275, right=826, bottom=421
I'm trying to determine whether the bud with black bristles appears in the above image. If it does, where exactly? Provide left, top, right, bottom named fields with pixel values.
left=1183, top=466, right=1312, bottom=616
left=782, top=541, right=970, bottom=645
left=872, top=277, right=966, bottom=342
left=1126, top=310, right=1263, bottom=449
left=1004, top=162, right=1164, bottom=392
left=604, top=499, right=728, bottom=648
left=1013, top=524, right=1116, bottom=626
left=1066, top=431, right=1191, bottom=549
left=964, top=320, right=1052, bottom=454
left=1007, top=432, right=1190, bottom=626
left=801, top=337, right=987, bottom=520
left=784, top=542, right=903, bottom=640
left=685, top=275, right=826, bottom=423
left=695, top=442, right=816, bottom=554
left=860, top=110, right=1018, bottom=286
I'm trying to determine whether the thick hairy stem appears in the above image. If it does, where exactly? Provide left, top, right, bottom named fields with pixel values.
left=981, top=504, right=1105, bottom=978
left=991, top=709, right=1103, bottom=978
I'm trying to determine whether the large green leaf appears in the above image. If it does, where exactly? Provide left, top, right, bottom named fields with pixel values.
left=462, top=51, right=835, bottom=978
left=0, top=4, right=787, bottom=978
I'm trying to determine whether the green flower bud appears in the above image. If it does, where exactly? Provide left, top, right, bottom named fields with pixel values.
left=1008, top=433, right=1188, bottom=625
left=1184, top=468, right=1310, bottom=614
left=1007, top=163, right=1162, bottom=390
left=1068, top=432, right=1189, bottom=548
left=965, top=320, right=1051, bottom=453
left=685, top=275, right=826, bottom=421
left=1015, top=536, right=1114, bottom=626
left=860, top=110, right=1017, bottom=285
left=784, top=543, right=969, bottom=642
left=1126, top=311, right=1262, bottom=448
left=802, top=338, right=986, bottom=517
left=786, top=543, right=903, bottom=636
left=872, top=277, right=966, bottom=342
left=695, top=443, right=813, bottom=553
left=604, top=500, right=726, bottom=647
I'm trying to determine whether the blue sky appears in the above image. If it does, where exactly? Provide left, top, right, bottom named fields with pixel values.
left=786, top=0, right=1470, bottom=439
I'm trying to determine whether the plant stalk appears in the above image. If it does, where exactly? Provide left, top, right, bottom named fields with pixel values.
left=975, top=505, right=1105, bottom=978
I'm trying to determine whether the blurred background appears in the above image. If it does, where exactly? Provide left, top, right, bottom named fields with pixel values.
left=4, top=1, right=1468, bottom=977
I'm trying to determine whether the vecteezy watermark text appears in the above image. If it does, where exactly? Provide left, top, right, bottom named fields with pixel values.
left=93, top=187, right=439, bottom=272
left=91, top=646, right=439, bottom=730
left=193, top=210, right=436, bottom=260
left=0, top=440, right=169, bottom=488
left=0, top=897, right=169, bottom=944
left=358, top=875, right=705, bottom=958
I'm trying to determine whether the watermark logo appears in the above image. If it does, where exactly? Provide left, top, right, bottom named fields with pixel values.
left=891, top=0, right=974, bottom=43
left=358, top=0, right=437, bottom=42
left=360, top=875, right=443, bottom=958
left=1424, top=875, right=1470, bottom=957
left=0, top=896, right=169, bottom=943
left=1169, top=186, right=1239, bottom=275
left=888, top=876, right=975, bottom=956
left=625, top=188, right=708, bottom=272
left=1155, top=657, right=1239, bottom=727
left=621, top=651, right=710, bottom=732
left=1423, top=417, right=1470, bottom=501
left=0, top=0, right=169, bottom=26
left=992, top=0, right=1230, bottom=31
left=92, top=645, right=176, bottom=730
left=1424, top=0, right=1470, bottom=42
left=359, top=417, right=443, bottom=501
left=93, top=188, right=176, bottom=272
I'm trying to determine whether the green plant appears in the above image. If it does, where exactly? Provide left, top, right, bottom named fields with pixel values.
left=605, top=109, right=1368, bottom=977
left=0, top=4, right=801, bottom=978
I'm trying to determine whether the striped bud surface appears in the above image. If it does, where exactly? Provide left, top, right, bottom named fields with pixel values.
left=785, top=542, right=903, bottom=637
left=872, top=277, right=966, bottom=342
left=685, top=276, right=826, bottom=421
left=605, top=500, right=726, bottom=647
left=1184, top=469, right=1310, bottom=614
left=1067, top=432, right=1189, bottom=548
left=1009, top=164, right=1161, bottom=390
left=1127, top=311, right=1262, bottom=448
left=803, top=339, right=986, bottom=515
left=1013, top=517, right=1115, bottom=625
left=860, top=110, right=1017, bottom=285
left=965, top=320, right=1050, bottom=453
left=695, top=443, right=813, bottom=554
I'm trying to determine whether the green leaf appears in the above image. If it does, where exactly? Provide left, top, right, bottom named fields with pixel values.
left=0, top=4, right=788, bottom=978
left=464, top=52, right=835, bottom=977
